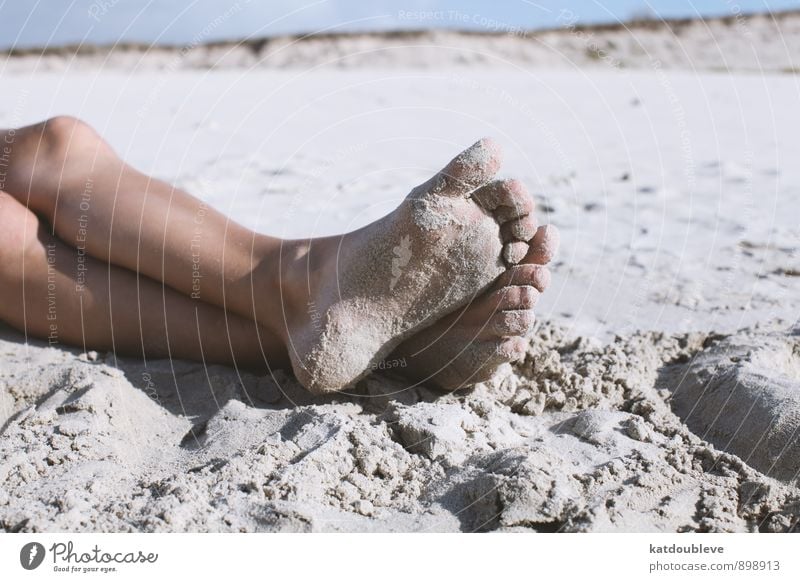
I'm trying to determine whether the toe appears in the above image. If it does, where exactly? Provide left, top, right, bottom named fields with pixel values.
left=498, top=336, right=529, bottom=361
left=496, top=264, right=551, bottom=293
left=428, top=137, right=502, bottom=197
left=500, top=215, right=538, bottom=242
left=490, top=309, right=537, bottom=336
left=472, top=178, right=534, bottom=222
left=524, top=224, right=560, bottom=265
left=503, top=241, right=529, bottom=265
left=487, top=286, right=540, bottom=311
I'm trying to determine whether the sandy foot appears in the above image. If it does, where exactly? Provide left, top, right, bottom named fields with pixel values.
left=391, top=225, right=559, bottom=390
left=288, top=139, right=536, bottom=393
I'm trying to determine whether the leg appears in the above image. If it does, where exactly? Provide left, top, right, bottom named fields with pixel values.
left=0, top=191, right=278, bottom=370
left=0, top=118, right=287, bottom=338
left=2, top=120, right=539, bottom=393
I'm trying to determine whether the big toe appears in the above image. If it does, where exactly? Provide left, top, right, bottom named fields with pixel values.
left=430, top=137, right=503, bottom=197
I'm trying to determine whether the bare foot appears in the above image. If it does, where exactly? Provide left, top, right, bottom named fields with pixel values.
left=391, top=224, right=559, bottom=390
left=281, top=139, right=535, bottom=393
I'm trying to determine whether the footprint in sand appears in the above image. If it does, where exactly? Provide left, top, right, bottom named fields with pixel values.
left=661, top=328, right=800, bottom=485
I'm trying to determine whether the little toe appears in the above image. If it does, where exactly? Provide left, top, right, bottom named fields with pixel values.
left=450, top=338, right=528, bottom=389
left=496, top=264, right=551, bottom=293
left=490, top=309, right=537, bottom=336
left=472, top=178, right=535, bottom=222
left=498, top=336, right=529, bottom=361
left=524, top=224, right=560, bottom=265
left=428, top=137, right=503, bottom=197
left=500, top=215, right=538, bottom=242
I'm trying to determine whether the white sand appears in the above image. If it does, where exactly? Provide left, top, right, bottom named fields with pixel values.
left=1, top=14, right=799, bottom=532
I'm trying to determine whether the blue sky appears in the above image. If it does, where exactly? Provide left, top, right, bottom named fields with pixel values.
left=1, top=0, right=798, bottom=49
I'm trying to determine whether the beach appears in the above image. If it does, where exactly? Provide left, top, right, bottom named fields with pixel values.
left=1, top=12, right=799, bottom=532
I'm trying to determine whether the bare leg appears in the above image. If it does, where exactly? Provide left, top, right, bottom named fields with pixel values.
left=0, top=191, right=276, bottom=369
left=0, top=118, right=289, bottom=342
left=1, top=119, right=545, bottom=392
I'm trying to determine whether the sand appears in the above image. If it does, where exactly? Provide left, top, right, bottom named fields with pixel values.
left=1, top=14, right=799, bottom=532
left=2, top=323, right=798, bottom=532
left=2, top=11, right=799, bottom=74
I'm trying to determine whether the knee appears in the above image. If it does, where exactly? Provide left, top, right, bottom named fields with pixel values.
left=38, top=116, right=108, bottom=160
left=18, top=116, right=115, bottom=195
left=0, top=192, right=42, bottom=276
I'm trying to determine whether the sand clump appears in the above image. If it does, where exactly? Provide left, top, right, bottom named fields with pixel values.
left=2, top=321, right=798, bottom=533
left=663, top=329, right=800, bottom=486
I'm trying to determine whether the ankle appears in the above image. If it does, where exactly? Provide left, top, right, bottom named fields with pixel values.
left=253, top=237, right=317, bottom=344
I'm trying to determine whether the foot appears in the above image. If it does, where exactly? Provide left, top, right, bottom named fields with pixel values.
left=390, top=224, right=559, bottom=390
left=279, top=139, right=536, bottom=393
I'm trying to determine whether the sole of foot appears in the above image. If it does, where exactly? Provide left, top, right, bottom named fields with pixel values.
left=390, top=224, right=559, bottom=391
left=287, top=138, right=537, bottom=394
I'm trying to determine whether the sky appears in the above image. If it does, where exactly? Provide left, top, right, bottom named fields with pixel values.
left=1, top=0, right=798, bottom=50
